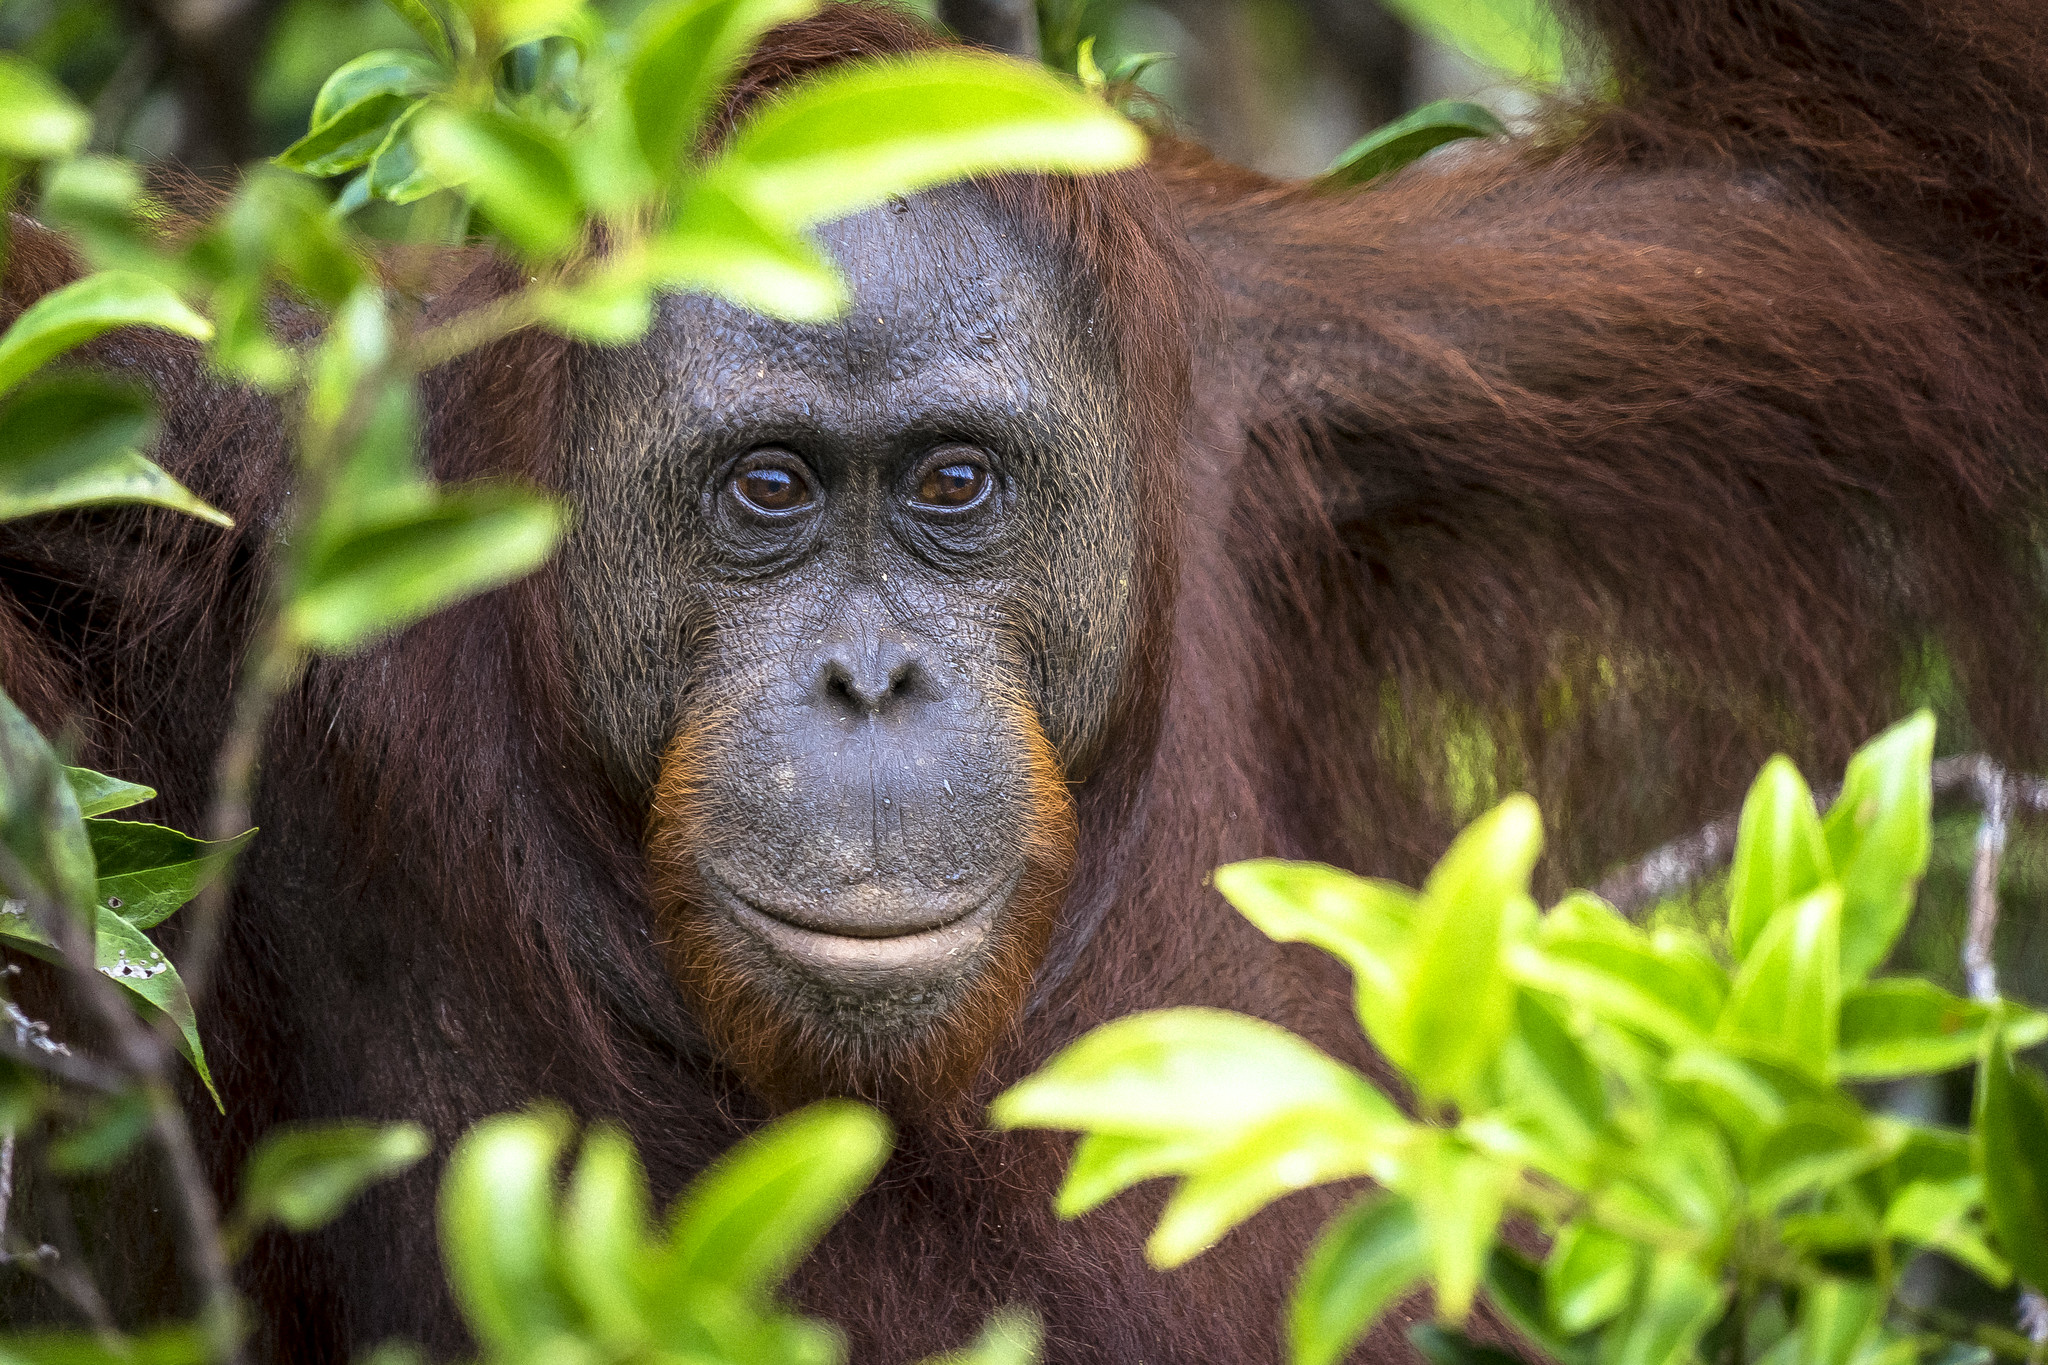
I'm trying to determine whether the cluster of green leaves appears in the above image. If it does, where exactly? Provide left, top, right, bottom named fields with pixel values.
left=995, top=712, right=2048, bottom=1365
left=437, top=1102, right=1037, bottom=1365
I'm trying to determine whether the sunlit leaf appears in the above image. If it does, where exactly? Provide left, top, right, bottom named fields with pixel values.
left=1726, top=756, right=1832, bottom=962
left=65, top=766, right=155, bottom=819
left=0, top=54, right=91, bottom=160
left=714, top=52, right=1145, bottom=229
left=1376, top=0, right=1564, bottom=86
left=237, top=1121, right=431, bottom=1233
left=1716, top=885, right=1841, bottom=1081
left=414, top=108, right=582, bottom=260
left=560, top=1125, right=653, bottom=1343
left=626, top=0, right=818, bottom=177
left=645, top=180, right=849, bottom=320
left=658, top=1101, right=889, bottom=1296
left=1838, top=979, right=2047, bottom=1079
left=383, top=0, right=458, bottom=64
left=918, top=1310, right=1041, bottom=1365
left=439, top=1108, right=580, bottom=1352
left=1823, top=711, right=1934, bottom=982
left=1603, top=1252, right=1720, bottom=1365
left=1883, top=1176, right=2009, bottom=1285
left=1544, top=1221, right=1635, bottom=1334
left=1796, top=1278, right=1879, bottom=1365
left=1289, top=1193, right=1428, bottom=1365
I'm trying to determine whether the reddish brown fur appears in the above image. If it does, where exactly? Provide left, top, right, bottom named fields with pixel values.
left=5, top=0, right=2048, bottom=1360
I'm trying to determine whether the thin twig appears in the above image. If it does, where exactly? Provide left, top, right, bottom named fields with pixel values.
left=1596, top=754, right=2048, bottom=915
left=1966, top=757, right=2010, bottom=1005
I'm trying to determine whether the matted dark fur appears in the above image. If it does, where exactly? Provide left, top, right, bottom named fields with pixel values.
left=4, top=0, right=2048, bottom=1359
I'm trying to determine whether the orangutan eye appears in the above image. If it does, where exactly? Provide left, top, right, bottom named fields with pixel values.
left=731, top=451, right=815, bottom=514
left=911, top=449, right=991, bottom=510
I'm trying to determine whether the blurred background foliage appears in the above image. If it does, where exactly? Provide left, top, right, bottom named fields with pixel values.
left=0, top=0, right=1552, bottom=178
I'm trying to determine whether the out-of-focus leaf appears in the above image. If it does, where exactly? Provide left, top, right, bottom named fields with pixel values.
left=1514, top=895, right=1724, bottom=1044
left=1289, top=1193, right=1428, bottom=1365
left=1545, top=1221, right=1635, bottom=1334
left=1409, top=1324, right=1528, bottom=1365
left=1406, top=1135, right=1508, bottom=1320
left=1377, top=0, right=1564, bottom=85
left=1484, top=1246, right=1593, bottom=1365
left=1323, top=100, right=1505, bottom=187
left=1838, top=979, right=2046, bottom=1079
left=561, top=1124, right=653, bottom=1343
left=1796, top=1279, right=1880, bottom=1365
left=364, top=105, right=447, bottom=205
left=1603, top=1252, right=1720, bottom=1365
left=1726, top=756, right=1832, bottom=962
left=312, top=50, right=443, bottom=130
left=1716, top=885, right=1841, bottom=1081
left=64, top=766, right=155, bottom=819
left=918, top=1310, right=1042, bottom=1365
left=237, top=1121, right=431, bottom=1233
left=49, top=1087, right=151, bottom=1174
left=626, top=0, right=818, bottom=177
left=1397, top=796, right=1539, bottom=1105
left=89, top=820, right=252, bottom=930
left=714, top=52, right=1145, bottom=229
left=1481, top=990, right=1604, bottom=1180
left=1217, top=858, right=1417, bottom=1058
left=0, top=1326, right=209, bottom=1365
left=1973, top=1033, right=2048, bottom=1286
left=0, top=688, right=97, bottom=919
left=196, top=170, right=366, bottom=309
left=645, top=180, right=848, bottom=321
left=658, top=1101, right=888, bottom=1300
left=288, top=480, right=564, bottom=653
left=1747, top=1102, right=1893, bottom=1213
left=1144, top=1110, right=1386, bottom=1268
left=414, top=108, right=582, bottom=260
left=1883, top=1176, right=2009, bottom=1285
left=439, top=1108, right=580, bottom=1352
left=1823, top=711, right=1934, bottom=982
left=384, top=0, right=458, bottom=64
left=0, top=273, right=212, bottom=400
left=0, top=54, right=91, bottom=160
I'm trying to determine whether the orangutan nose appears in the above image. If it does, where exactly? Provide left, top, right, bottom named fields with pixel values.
left=814, top=634, right=938, bottom=718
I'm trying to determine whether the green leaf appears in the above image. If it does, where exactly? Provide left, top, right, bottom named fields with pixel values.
left=90, top=820, right=253, bottom=930
left=50, top=1087, right=152, bottom=1174
left=236, top=1121, right=431, bottom=1233
left=0, top=272, right=212, bottom=401
left=1216, top=859, right=1417, bottom=1057
left=1973, top=1032, right=2048, bottom=1286
left=918, top=1310, right=1042, bottom=1365
left=365, top=104, right=447, bottom=205
left=288, top=480, right=565, bottom=653
left=645, top=180, right=849, bottom=321
left=1145, top=1111, right=1386, bottom=1268
left=0, top=377, right=230, bottom=527
left=1323, top=100, right=1505, bottom=187
left=659, top=1100, right=889, bottom=1295
left=990, top=1007, right=1400, bottom=1146
left=0, top=687, right=96, bottom=919
left=1544, top=1221, right=1635, bottom=1334
left=1377, top=0, right=1564, bottom=85
left=1409, top=1324, right=1528, bottom=1365
left=1399, top=796, right=1539, bottom=1104
left=1727, top=756, right=1832, bottom=962
left=414, top=108, right=582, bottom=260
left=278, top=92, right=418, bottom=178
left=626, top=0, right=819, bottom=177
left=714, top=52, right=1146, bottom=229
left=1839, top=979, right=2047, bottom=1079
left=1883, top=1176, right=2010, bottom=1285
left=383, top=0, right=457, bottom=64
left=0, top=54, right=90, bottom=160
left=1514, top=895, right=1724, bottom=1044
left=92, top=906, right=219, bottom=1107
left=1795, top=1279, right=1880, bottom=1365
left=1747, top=1102, right=1894, bottom=1213
left=1405, top=1135, right=1508, bottom=1320
left=1484, top=1246, right=1593, bottom=1365
left=1289, top=1193, right=1429, bottom=1365
left=312, top=50, right=443, bottom=130
left=1603, top=1253, right=1720, bottom=1365
left=560, top=1124, right=653, bottom=1343
left=0, top=1326, right=209, bottom=1365
left=64, top=766, right=155, bottom=818
left=439, top=1108, right=580, bottom=1352
left=1823, top=711, right=1934, bottom=982
left=1716, top=885, right=1841, bottom=1081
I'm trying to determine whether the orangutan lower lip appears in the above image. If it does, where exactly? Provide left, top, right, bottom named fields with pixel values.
left=700, top=866, right=1022, bottom=978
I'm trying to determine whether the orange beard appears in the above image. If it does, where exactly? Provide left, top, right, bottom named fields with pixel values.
left=644, top=704, right=1077, bottom=1115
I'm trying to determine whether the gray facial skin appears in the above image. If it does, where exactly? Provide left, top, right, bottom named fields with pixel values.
left=563, top=186, right=1138, bottom=1011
